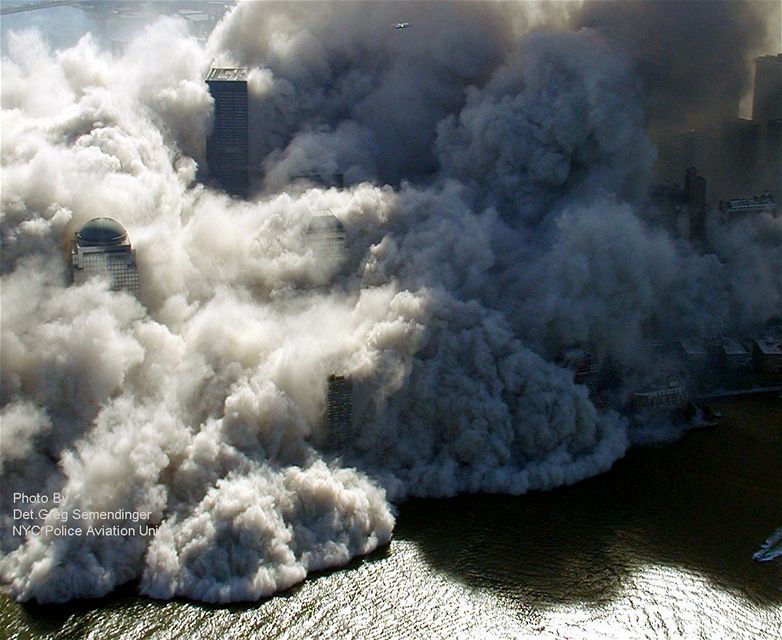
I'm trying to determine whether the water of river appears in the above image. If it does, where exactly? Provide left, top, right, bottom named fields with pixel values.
left=2, top=393, right=780, bottom=639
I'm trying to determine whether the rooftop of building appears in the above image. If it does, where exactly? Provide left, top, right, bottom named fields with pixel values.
left=307, top=213, right=345, bottom=234
left=754, top=337, right=782, bottom=356
left=721, top=192, right=776, bottom=211
left=76, top=217, right=129, bottom=247
left=717, top=337, right=749, bottom=355
left=679, top=338, right=707, bottom=356
left=206, top=67, right=248, bottom=82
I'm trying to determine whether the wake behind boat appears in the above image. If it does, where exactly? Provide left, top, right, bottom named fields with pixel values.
left=753, top=526, right=782, bottom=562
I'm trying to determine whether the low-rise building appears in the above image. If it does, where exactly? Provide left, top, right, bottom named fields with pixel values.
left=719, top=193, right=776, bottom=218
left=752, top=337, right=782, bottom=374
left=712, top=337, right=753, bottom=371
left=678, top=338, right=708, bottom=366
left=631, top=368, right=689, bottom=413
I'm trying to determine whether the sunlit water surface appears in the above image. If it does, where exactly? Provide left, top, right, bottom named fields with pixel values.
left=2, top=394, right=780, bottom=639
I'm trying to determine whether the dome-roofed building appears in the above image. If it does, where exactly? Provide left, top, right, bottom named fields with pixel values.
left=76, top=217, right=129, bottom=247
left=70, top=217, right=139, bottom=296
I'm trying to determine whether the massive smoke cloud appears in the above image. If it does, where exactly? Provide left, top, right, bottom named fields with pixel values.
left=1, top=1, right=780, bottom=604
left=573, top=0, right=782, bottom=199
left=574, top=0, right=780, bottom=133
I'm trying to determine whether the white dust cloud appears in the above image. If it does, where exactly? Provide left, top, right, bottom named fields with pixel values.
left=1, top=1, right=779, bottom=604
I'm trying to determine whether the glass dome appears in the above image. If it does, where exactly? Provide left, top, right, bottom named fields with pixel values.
left=76, top=218, right=129, bottom=246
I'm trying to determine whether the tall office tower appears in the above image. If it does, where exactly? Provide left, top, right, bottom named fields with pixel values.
left=306, top=213, right=347, bottom=279
left=683, top=167, right=707, bottom=239
left=71, top=217, right=139, bottom=296
left=564, top=352, right=599, bottom=398
left=326, top=374, right=352, bottom=451
left=720, top=118, right=760, bottom=192
left=764, top=118, right=782, bottom=194
left=752, top=54, right=782, bottom=124
left=749, top=55, right=782, bottom=195
left=206, top=67, right=249, bottom=196
left=683, top=166, right=698, bottom=200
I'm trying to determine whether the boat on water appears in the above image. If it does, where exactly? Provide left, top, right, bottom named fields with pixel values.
left=682, top=403, right=722, bottom=431
left=753, top=526, right=782, bottom=562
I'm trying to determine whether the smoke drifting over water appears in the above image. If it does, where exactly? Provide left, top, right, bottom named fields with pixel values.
left=1, top=1, right=780, bottom=604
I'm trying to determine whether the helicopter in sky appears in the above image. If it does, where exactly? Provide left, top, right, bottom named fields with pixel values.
left=394, top=22, right=410, bottom=29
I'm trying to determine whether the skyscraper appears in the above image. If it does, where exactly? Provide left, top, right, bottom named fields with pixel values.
left=763, top=118, right=782, bottom=194
left=326, top=374, right=352, bottom=450
left=719, top=118, right=761, bottom=191
left=206, top=67, right=249, bottom=196
left=683, top=167, right=706, bottom=239
left=70, top=217, right=139, bottom=296
left=752, top=54, right=782, bottom=124
left=306, top=212, right=347, bottom=280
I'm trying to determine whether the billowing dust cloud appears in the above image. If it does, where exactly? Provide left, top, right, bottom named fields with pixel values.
left=1, top=1, right=780, bottom=604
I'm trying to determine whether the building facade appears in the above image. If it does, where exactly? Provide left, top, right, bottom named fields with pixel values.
left=326, top=374, right=352, bottom=450
left=630, top=367, right=689, bottom=413
left=752, top=337, right=782, bottom=374
left=561, top=351, right=599, bottom=398
left=712, top=337, right=753, bottom=371
left=71, top=217, right=139, bottom=296
left=206, top=67, right=249, bottom=196
left=752, top=54, right=782, bottom=125
left=307, top=213, right=347, bottom=278
left=719, top=193, right=777, bottom=218
left=683, top=166, right=707, bottom=239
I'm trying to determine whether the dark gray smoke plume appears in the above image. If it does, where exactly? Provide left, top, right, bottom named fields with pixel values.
left=575, top=0, right=779, bottom=133
left=210, top=1, right=519, bottom=186
left=573, top=0, right=782, bottom=198
left=1, top=1, right=780, bottom=604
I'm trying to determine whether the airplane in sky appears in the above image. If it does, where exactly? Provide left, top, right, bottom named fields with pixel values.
left=394, top=22, right=410, bottom=29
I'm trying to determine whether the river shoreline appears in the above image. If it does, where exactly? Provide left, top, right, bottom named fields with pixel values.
left=2, top=392, right=780, bottom=639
